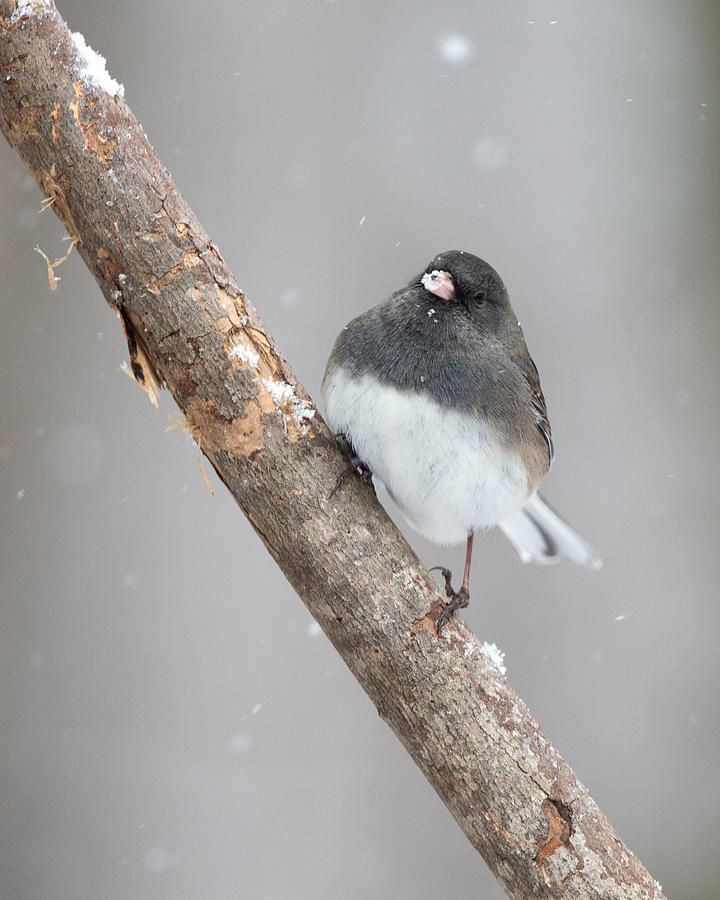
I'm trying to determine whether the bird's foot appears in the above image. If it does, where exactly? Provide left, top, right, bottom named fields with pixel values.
left=329, top=460, right=373, bottom=498
left=430, top=567, right=470, bottom=632
left=329, top=434, right=373, bottom=498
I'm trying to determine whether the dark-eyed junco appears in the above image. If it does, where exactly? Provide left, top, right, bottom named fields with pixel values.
left=322, top=250, right=600, bottom=630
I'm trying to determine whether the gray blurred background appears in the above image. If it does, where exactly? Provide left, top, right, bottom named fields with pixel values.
left=1, top=1, right=718, bottom=898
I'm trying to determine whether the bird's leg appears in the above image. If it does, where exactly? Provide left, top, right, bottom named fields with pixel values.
left=329, top=433, right=373, bottom=498
left=433, top=532, right=474, bottom=632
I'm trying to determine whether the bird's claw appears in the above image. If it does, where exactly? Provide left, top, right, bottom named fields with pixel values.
left=430, top=566, right=470, bottom=632
left=329, top=433, right=373, bottom=498
left=430, top=566, right=455, bottom=599
left=329, top=459, right=373, bottom=498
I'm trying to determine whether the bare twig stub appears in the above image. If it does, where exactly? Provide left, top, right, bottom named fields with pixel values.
left=0, top=3, right=665, bottom=897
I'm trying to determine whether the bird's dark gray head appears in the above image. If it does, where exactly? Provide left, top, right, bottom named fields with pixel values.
left=420, top=250, right=509, bottom=310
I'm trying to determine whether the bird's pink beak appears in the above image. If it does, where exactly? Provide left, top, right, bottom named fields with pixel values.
left=421, top=269, right=455, bottom=301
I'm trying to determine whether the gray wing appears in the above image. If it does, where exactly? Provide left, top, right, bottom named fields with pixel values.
left=524, top=356, right=554, bottom=466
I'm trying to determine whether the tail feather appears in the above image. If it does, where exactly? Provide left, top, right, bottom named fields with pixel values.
left=498, top=493, right=601, bottom=568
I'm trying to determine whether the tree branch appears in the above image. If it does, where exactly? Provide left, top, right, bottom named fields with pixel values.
left=0, top=3, right=665, bottom=897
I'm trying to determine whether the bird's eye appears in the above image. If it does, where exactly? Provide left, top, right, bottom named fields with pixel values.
left=473, top=290, right=486, bottom=303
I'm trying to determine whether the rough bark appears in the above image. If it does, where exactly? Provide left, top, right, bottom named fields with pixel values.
left=0, top=3, right=665, bottom=897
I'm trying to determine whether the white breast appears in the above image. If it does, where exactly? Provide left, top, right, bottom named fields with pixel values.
left=322, top=369, right=530, bottom=545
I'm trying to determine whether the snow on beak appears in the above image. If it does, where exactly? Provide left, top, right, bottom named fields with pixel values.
left=421, top=269, right=455, bottom=301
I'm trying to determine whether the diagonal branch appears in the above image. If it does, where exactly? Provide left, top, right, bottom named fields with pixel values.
left=0, top=3, right=665, bottom=897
